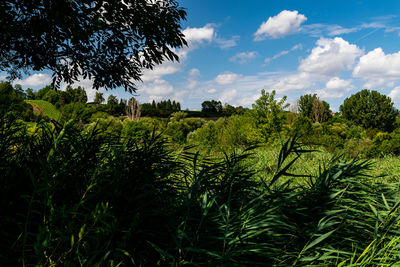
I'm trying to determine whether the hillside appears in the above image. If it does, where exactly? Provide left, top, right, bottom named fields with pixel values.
left=26, top=100, right=61, bottom=120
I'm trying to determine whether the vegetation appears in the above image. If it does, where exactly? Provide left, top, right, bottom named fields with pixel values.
left=9, top=1, right=400, bottom=265
left=26, top=100, right=61, bottom=121
left=3, top=116, right=400, bottom=265
left=298, top=94, right=332, bottom=123
left=340, top=89, right=398, bottom=132
left=0, top=0, right=187, bottom=92
left=3, top=42, right=400, bottom=265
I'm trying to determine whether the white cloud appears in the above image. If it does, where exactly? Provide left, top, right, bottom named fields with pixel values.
left=299, top=37, right=363, bottom=76
left=230, top=51, right=257, bottom=64
left=172, top=90, right=188, bottom=102
left=140, top=79, right=174, bottom=96
left=254, top=10, right=307, bottom=40
left=316, top=77, right=353, bottom=99
left=269, top=72, right=312, bottom=93
left=188, top=68, right=200, bottom=77
left=214, top=72, right=240, bottom=85
left=264, top=43, right=302, bottom=64
left=389, top=86, right=400, bottom=104
left=183, top=24, right=214, bottom=45
left=15, top=73, right=51, bottom=87
left=141, top=62, right=181, bottom=82
left=219, top=89, right=237, bottom=103
left=302, top=22, right=385, bottom=37
left=186, top=68, right=201, bottom=89
left=215, top=36, right=239, bottom=49
left=207, top=88, right=217, bottom=94
left=353, top=48, right=400, bottom=88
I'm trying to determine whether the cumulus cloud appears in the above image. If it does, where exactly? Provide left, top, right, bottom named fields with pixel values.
left=315, top=77, right=353, bottom=99
left=214, top=72, right=240, bottom=85
left=186, top=68, right=201, bottom=89
left=389, top=86, right=400, bottom=105
left=141, top=63, right=181, bottom=82
left=15, top=73, right=51, bottom=87
left=299, top=37, right=363, bottom=76
left=269, top=72, right=312, bottom=93
left=172, top=90, right=189, bottom=103
left=188, top=68, right=199, bottom=77
left=183, top=24, right=214, bottom=45
left=219, top=89, right=237, bottom=103
left=254, top=10, right=307, bottom=40
left=230, top=51, right=257, bottom=64
left=264, top=44, right=302, bottom=64
left=140, top=79, right=174, bottom=96
left=215, top=36, right=239, bottom=49
left=353, top=48, right=400, bottom=88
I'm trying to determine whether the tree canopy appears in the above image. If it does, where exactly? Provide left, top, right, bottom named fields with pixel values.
left=252, top=89, right=289, bottom=134
left=340, top=89, right=398, bottom=132
left=0, top=0, right=187, bottom=93
left=297, top=94, right=331, bottom=123
left=201, top=100, right=223, bottom=113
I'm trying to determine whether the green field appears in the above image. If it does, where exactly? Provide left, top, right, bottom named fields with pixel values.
left=26, top=100, right=61, bottom=120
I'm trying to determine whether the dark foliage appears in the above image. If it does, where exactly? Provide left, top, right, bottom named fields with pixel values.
left=201, top=100, right=223, bottom=113
left=2, top=117, right=400, bottom=265
left=340, top=89, right=398, bottom=132
left=0, top=0, right=187, bottom=92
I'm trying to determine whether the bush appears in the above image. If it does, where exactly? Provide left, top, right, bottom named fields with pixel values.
left=61, top=102, right=95, bottom=123
left=165, top=112, right=206, bottom=144
left=188, top=114, right=263, bottom=150
left=121, top=121, right=150, bottom=141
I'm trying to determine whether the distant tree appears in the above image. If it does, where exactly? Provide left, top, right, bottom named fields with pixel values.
left=43, top=90, right=60, bottom=105
left=340, top=89, right=398, bottom=132
left=118, top=99, right=127, bottom=116
left=73, top=86, right=88, bottom=103
left=141, top=103, right=158, bottom=117
left=201, top=100, right=223, bottom=113
left=151, top=100, right=156, bottom=109
left=298, top=94, right=331, bottom=123
left=107, top=95, right=119, bottom=116
left=222, top=104, right=236, bottom=116
left=298, top=94, right=317, bottom=119
left=321, top=100, right=332, bottom=122
left=25, top=88, right=35, bottom=100
left=94, top=92, right=105, bottom=105
left=14, top=84, right=26, bottom=99
left=166, top=99, right=172, bottom=110
left=0, top=0, right=187, bottom=93
left=252, top=89, right=289, bottom=133
left=35, top=85, right=52, bottom=100
left=0, top=82, right=32, bottom=118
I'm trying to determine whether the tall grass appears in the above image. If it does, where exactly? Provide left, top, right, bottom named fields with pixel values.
left=1, top=117, right=400, bottom=265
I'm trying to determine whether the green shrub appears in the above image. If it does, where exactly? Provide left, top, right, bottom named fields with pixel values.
left=165, top=112, right=206, bottom=144
left=121, top=120, right=150, bottom=141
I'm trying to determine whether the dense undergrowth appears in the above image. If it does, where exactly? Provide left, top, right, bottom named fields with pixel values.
left=2, top=117, right=400, bottom=266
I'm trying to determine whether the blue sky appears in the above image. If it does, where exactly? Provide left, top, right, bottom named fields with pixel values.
left=5, top=1, right=400, bottom=111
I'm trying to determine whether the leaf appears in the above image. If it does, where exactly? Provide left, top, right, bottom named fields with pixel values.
left=79, top=224, right=86, bottom=240
left=304, top=230, right=336, bottom=251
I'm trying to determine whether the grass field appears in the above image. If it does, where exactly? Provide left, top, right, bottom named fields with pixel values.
left=26, top=100, right=61, bottom=120
left=246, top=145, right=400, bottom=186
